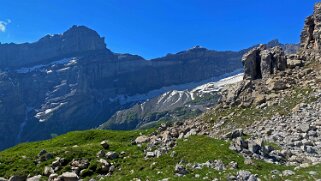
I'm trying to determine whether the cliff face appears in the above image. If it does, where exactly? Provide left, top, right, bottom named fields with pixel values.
left=300, top=2, right=321, bottom=61
left=242, top=45, right=287, bottom=80
left=0, top=25, right=106, bottom=68
left=0, top=26, right=247, bottom=150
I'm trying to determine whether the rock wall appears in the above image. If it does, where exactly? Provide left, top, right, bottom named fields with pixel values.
left=299, top=2, right=321, bottom=61
left=242, top=45, right=287, bottom=80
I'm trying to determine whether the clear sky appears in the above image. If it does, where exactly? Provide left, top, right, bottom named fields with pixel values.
left=0, top=0, right=319, bottom=59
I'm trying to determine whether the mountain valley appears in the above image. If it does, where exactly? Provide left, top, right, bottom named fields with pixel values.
left=1, top=1, right=321, bottom=181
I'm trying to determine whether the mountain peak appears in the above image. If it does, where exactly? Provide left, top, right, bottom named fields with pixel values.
left=63, top=25, right=101, bottom=37
left=188, top=45, right=208, bottom=52
left=0, top=25, right=107, bottom=68
left=266, top=39, right=281, bottom=47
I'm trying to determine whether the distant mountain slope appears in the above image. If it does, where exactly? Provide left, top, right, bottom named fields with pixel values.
left=0, top=26, right=248, bottom=150
left=266, top=39, right=299, bottom=55
left=100, top=73, right=243, bottom=130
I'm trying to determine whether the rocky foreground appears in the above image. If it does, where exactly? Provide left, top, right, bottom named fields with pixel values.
left=128, top=2, right=321, bottom=180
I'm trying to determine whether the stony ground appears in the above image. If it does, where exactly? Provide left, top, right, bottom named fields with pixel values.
left=246, top=90, right=321, bottom=166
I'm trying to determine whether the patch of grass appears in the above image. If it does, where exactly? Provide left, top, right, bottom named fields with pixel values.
left=0, top=129, right=151, bottom=178
left=0, top=131, right=321, bottom=180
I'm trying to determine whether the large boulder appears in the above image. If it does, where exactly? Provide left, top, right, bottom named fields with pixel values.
left=134, top=135, right=150, bottom=144
left=26, top=175, right=41, bottom=181
left=8, top=176, right=27, bottom=181
left=61, top=172, right=79, bottom=181
left=242, top=45, right=264, bottom=80
left=242, top=45, right=287, bottom=80
left=267, top=79, right=287, bottom=91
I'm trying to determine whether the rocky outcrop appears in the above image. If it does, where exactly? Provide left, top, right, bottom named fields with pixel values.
left=299, top=2, right=321, bottom=62
left=0, top=25, right=107, bottom=68
left=242, top=45, right=287, bottom=80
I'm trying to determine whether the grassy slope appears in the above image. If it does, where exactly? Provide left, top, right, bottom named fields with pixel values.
left=0, top=129, right=321, bottom=180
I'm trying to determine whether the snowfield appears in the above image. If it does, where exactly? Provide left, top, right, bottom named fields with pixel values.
left=15, top=57, right=78, bottom=74
left=111, top=69, right=244, bottom=105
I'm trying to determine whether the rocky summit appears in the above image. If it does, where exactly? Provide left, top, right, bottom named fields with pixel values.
left=0, top=25, right=107, bottom=68
left=1, top=2, right=321, bottom=181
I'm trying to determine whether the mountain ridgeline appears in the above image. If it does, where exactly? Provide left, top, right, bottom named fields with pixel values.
left=0, top=26, right=297, bottom=150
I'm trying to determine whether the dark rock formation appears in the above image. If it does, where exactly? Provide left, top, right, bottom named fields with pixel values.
left=0, top=25, right=106, bottom=68
left=299, top=2, right=321, bottom=61
left=242, top=45, right=287, bottom=80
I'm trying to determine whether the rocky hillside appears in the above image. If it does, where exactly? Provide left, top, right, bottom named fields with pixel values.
left=0, top=26, right=252, bottom=150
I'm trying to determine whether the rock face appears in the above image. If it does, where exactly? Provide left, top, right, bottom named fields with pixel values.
left=242, top=45, right=287, bottom=80
left=0, top=26, right=247, bottom=150
left=0, top=25, right=106, bottom=68
left=300, top=2, right=321, bottom=61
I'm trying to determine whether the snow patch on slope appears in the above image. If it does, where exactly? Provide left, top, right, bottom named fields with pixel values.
left=35, top=102, right=67, bottom=122
left=15, top=57, right=78, bottom=74
left=111, top=69, right=243, bottom=105
left=191, top=73, right=243, bottom=97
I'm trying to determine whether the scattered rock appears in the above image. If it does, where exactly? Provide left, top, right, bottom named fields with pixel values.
left=61, top=172, right=79, bottom=181
left=135, top=136, right=150, bottom=144
left=100, top=140, right=110, bottom=149
left=237, top=170, right=257, bottom=181
left=8, top=176, right=27, bottom=181
left=282, top=170, right=295, bottom=176
left=97, top=150, right=106, bottom=158
left=26, top=175, right=41, bottom=181
left=146, top=152, right=155, bottom=158
left=223, top=129, right=244, bottom=139
left=48, top=174, right=58, bottom=181
left=174, top=164, right=188, bottom=175
left=287, top=59, right=303, bottom=69
left=43, top=166, right=54, bottom=176
left=106, top=151, right=119, bottom=160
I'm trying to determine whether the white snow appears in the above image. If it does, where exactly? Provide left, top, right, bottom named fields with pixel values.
left=191, top=73, right=243, bottom=95
left=44, top=108, right=53, bottom=114
left=35, top=102, right=67, bottom=122
left=57, top=67, right=70, bottom=72
left=111, top=69, right=243, bottom=105
left=15, top=57, right=77, bottom=74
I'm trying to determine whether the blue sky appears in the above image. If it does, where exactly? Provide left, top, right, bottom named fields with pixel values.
left=0, top=0, right=319, bottom=59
